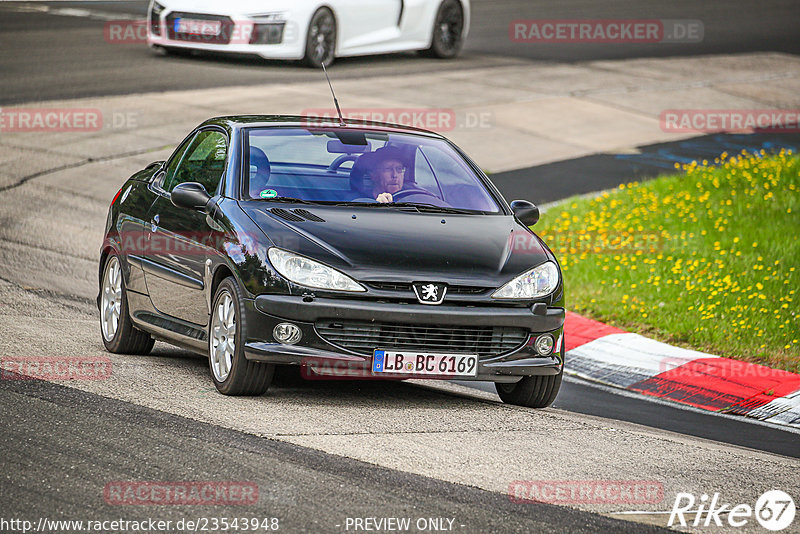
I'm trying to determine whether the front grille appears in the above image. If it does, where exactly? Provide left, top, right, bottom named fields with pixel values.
left=449, top=286, right=490, bottom=295
left=365, top=282, right=412, bottom=291
left=315, top=320, right=528, bottom=359
left=166, top=12, right=234, bottom=44
left=364, top=282, right=490, bottom=295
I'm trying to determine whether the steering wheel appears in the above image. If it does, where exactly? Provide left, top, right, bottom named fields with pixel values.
left=327, top=154, right=359, bottom=172
left=390, top=188, right=441, bottom=202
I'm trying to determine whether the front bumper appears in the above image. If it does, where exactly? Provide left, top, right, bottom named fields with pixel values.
left=147, top=19, right=304, bottom=60
left=243, top=294, right=565, bottom=382
left=148, top=36, right=304, bottom=59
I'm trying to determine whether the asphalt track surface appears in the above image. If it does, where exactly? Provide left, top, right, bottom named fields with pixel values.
left=2, top=3, right=800, bottom=532
left=1, top=0, right=800, bottom=104
left=3, top=375, right=666, bottom=533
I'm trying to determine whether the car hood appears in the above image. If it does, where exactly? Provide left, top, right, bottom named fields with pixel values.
left=242, top=203, right=551, bottom=287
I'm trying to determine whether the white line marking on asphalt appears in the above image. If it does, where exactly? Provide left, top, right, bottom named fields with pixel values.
left=607, top=511, right=673, bottom=515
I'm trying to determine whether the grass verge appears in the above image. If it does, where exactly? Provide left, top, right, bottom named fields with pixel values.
left=537, top=149, right=799, bottom=372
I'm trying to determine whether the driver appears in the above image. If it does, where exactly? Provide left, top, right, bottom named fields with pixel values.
left=371, top=147, right=408, bottom=203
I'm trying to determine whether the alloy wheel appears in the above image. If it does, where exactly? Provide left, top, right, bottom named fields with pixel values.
left=435, top=1, right=463, bottom=55
left=101, top=256, right=122, bottom=341
left=309, top=11, right=335, bottom=66
left=210, top=291, right=236, bottom=382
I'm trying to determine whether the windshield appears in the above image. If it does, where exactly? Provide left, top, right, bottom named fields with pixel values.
left=243, top=127, right=501, bottom=213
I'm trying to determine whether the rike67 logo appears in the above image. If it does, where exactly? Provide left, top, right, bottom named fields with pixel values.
left=669, top=490, right=796, bottom=531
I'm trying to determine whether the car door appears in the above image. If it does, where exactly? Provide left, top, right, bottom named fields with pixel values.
left=142, top=128, right=228, bottom=326
left=334, top=0, right=402, bottom=54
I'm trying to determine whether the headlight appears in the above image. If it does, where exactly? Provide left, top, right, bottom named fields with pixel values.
left=492, top=261, right=559, bottom=299
left=268, top=248, right=365, bottom=292
left=150, top=2, right=165, bottom=35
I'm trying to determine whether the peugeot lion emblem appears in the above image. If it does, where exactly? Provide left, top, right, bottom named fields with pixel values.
left=413, top=282, right=447, bottom=305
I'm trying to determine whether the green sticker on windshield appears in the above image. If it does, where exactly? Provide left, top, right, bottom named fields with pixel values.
left=260, top=189, right=278, bottom=199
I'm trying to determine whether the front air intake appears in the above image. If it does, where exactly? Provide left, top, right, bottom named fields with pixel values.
left=292, top=209, right=325, bottom=222
left=268, top=208, right=305, bottom=222
left=268, top=208, right=326, bottom=222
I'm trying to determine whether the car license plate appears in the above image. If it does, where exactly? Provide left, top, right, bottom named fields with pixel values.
left=372, top=350, right=478, bottom=377
left=174, top=18, right=222, bottom=36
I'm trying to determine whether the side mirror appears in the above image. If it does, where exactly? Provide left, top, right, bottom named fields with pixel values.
left=510, top=200, right=540, bottom=226
left=171, top=182, right=213, bottom=211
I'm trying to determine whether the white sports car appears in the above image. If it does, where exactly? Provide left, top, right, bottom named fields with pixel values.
left=146, top=0, right=470, bottom=67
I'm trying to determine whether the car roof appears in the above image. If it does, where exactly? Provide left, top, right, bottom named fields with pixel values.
left=202, top=115, right=447, bottom=138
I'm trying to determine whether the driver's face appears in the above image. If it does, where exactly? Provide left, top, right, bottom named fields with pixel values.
left=375, top=159, right=405, bottom=194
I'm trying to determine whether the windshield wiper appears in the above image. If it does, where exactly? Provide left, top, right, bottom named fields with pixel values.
left=324, top=201, right=389, bottom=207
left=258, top=197, right=315, bottom=205
left=320, top=201, right=481, bottom=214
left=391, top=203, right=479, bottom=214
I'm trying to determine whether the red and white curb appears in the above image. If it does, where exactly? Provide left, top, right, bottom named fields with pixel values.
left=563, top=312, right=800, bottom=429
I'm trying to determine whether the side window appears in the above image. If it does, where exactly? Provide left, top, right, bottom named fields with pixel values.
left=161, top=137, right=193, bottom=192
left=163, top=130, right=228, bottom=194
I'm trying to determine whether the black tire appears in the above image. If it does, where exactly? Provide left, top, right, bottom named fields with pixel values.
left=302, top=8, right=336, bottom=68
left=495, top=334, right=564, bottom=408
left=495, top=371, right=562, bottom=408
left=100, top=253, right=155, bottom=355
left=209, top=277, right=274, bottom=396
left=424, top=0, right=465, bottom=59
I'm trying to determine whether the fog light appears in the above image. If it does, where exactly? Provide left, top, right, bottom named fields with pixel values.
left=534, top=334, right=555, bottom=355
left=273, top=323, right=301, bottom=345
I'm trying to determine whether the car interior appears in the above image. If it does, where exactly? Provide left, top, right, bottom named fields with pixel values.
left=247, top=145, right=424, bottom=203
left=244, top=132, right=498, bottom=212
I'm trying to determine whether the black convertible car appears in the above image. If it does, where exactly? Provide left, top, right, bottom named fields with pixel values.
left=98, top=116, right=565, bottom=407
